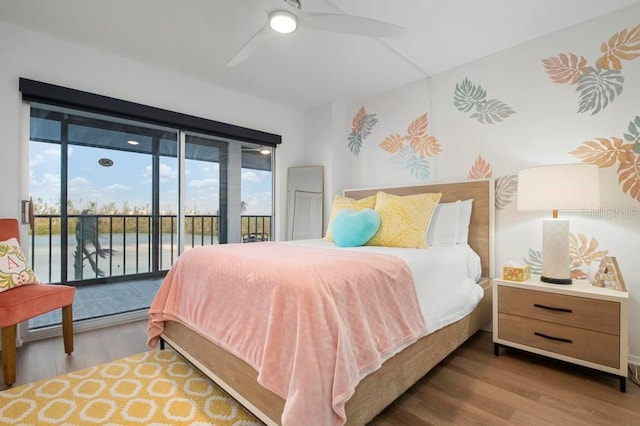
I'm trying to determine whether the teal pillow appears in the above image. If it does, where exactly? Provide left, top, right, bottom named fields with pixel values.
left=331, top=208, right=381, bottom=247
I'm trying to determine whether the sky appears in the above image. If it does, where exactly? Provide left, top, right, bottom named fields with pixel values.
left=29, top=141, right=273, bottom=216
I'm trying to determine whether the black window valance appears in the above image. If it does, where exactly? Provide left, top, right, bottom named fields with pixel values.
left=19, top=78, right=281, bottom=147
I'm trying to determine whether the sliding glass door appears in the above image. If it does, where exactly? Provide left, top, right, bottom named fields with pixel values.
left=29, top=104, right=180, bottom=284
left=27, top=102, right=274, bottom=325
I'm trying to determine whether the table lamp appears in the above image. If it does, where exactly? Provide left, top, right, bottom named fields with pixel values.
left=517, top=163, right=600, bottom=284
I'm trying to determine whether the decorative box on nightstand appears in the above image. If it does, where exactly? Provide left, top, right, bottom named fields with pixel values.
left=493, top=275, right=629, bottom=392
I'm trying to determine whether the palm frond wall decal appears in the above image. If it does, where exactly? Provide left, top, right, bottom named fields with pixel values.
left=576, top=69, right=624, bottom=115
left=467, top=155, right=492, bottom=179
left=596, top=24, right=640, bottom=70
left=541, top=53, right=594, bottom=84
left=542, top=23, right=639, bottom=115
left=569, top=233, right=609, bottom=270
left=454, top=78, right=516, bottom=124
left=465, top=156, right=518, bottom=210
left=494, top=175, right=518, bottom=211
left=379, top=113, right=442, bottom=181
left=523, top=249, right=543, bottom=275
left=624, top=115, right=640, bottom=154
left=570, top=116, right=640, bottom=202
left=348, top=106, right=378, bottom=156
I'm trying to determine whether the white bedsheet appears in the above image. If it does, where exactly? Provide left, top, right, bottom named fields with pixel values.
left=284, top=239, right=484, bottom=334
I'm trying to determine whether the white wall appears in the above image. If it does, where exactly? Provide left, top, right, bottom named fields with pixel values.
left=316, top=5, right=640, bottom=362
left=303, top=101, right=351, bottom=232
left=0, top=20, right=305, bottom=241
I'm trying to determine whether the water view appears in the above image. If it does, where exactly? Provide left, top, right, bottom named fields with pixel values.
left=30, top=232, right=204, bottom=284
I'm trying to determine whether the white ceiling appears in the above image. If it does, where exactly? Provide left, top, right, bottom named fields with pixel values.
left=1, top=0, right=638, bottom=110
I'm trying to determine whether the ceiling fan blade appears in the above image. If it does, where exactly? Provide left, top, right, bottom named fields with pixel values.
left=226, top=23, right=269, bottom=67
left=297, top=10, right=406, bottom=39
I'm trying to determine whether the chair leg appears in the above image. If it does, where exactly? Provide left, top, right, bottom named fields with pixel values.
left=62, top=305, right=74, bottom=355
left=1, top=324, right=17, bottom=386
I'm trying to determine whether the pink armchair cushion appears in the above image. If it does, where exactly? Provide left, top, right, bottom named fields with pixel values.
left=0, top=218, right=19, bottom=242
left=0, top=284, right=75, bottom=327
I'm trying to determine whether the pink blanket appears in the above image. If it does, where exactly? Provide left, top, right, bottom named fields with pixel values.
left=148, top=242, right=426, bottom=425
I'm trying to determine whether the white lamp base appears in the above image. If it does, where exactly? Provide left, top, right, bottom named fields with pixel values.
left=541, top=218, right=571, bottom=284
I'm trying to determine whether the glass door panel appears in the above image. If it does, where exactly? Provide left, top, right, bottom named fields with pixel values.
left=241, top=144, right=273, bottom=242
left=183, top=134, right=224, bottom=250
left=159, top=137, right=179, bottom=271
left=29, top=139, right=61, bottom=284
left=66, top=142, right=152, bottom=280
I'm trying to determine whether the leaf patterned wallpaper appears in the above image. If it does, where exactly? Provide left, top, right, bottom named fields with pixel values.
left=542, top=23, right=639, bottom=115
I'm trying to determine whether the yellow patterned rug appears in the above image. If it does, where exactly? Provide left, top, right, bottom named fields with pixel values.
left=0, top=349, right=264, bottom=425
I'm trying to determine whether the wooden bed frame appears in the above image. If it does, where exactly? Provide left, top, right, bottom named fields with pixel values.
left=160, top=179, right=494, bottom=425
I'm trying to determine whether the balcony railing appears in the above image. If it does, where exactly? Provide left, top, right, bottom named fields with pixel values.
left=30, top=214, right=271, bottom=285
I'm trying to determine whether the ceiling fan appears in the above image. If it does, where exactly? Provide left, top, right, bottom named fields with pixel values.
left=226, top=0, right=406, bottom=67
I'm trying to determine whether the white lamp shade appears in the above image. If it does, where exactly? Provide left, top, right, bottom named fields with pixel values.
left=517, top=163, right=600, bottom=212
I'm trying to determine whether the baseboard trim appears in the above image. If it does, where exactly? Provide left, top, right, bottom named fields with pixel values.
left=21, top=309, right=149, bottom=343
left=629, top=354, right=640, bottom=366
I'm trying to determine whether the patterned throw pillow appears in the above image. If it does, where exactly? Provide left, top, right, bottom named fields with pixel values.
left=0, top=238, right=41, bottom=292
left=367, top=191, right=442, bottom=248
left=323, top=194, right=377, bottom=242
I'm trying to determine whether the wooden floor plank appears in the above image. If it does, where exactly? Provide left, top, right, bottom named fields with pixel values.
left=1, top=322, right=639, bottom=425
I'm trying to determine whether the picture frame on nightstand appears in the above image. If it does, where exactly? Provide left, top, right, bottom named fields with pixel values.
left=592, top=256, right=627, bottom=292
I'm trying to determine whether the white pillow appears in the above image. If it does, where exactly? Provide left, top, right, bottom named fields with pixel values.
left=426, top=201, right=460, bottom=247
left=456, top=199, right=473, bottom=245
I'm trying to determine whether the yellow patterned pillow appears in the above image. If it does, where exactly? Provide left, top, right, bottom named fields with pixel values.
left=0, top=238, right=41, bottom=292
left=324, top=194, right=377, bottom=241
left=367, top=191, right=442, bottom=248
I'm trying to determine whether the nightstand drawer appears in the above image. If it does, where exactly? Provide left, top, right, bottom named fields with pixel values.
left=498, top=313, right=620, bottom=368
left=498, top=286, right=619, bottom=335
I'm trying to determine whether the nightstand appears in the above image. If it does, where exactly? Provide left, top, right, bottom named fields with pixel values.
left=493, top=275, right=628, bottom=392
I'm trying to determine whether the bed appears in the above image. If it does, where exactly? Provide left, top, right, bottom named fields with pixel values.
left=148, top=179, right=494, bottom=425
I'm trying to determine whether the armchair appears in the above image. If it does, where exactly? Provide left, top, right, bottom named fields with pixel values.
left=0, top=218, right=75, bottom=386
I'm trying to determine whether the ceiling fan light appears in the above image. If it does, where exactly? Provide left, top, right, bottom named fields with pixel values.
left=269, top=10, right=298, bottom=34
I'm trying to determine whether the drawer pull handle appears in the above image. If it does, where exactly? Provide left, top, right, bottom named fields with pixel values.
left=533, top=303, right=572, bottom=313
left=534, top=332, right=572, bottom=344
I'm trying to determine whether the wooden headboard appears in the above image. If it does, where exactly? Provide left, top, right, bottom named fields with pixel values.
left=344, top=179, right=494, bottom=278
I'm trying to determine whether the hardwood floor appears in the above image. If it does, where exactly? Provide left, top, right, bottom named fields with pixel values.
left=2, top=322, right=639, bottom=425
left=1, top=320, right=149, bottom=390
left=372, top=333, right=640, bottom=425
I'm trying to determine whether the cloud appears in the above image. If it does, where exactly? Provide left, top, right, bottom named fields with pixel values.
left=159, top=163, right=177, bottom=180
left=106, top=183, right=130, bottom=192
left=30, top=153, right=45, bottom=167
left=31, top=172, right=61, bottom=195
left=241, top=171, right=262, bottom=183
left=144, top=163, right=178, bottom=182
left=67, top=176, right=96, bottom=197
left=30, top=146, right=61, bottom=167
left=189, top=178, right=218, bottom=189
